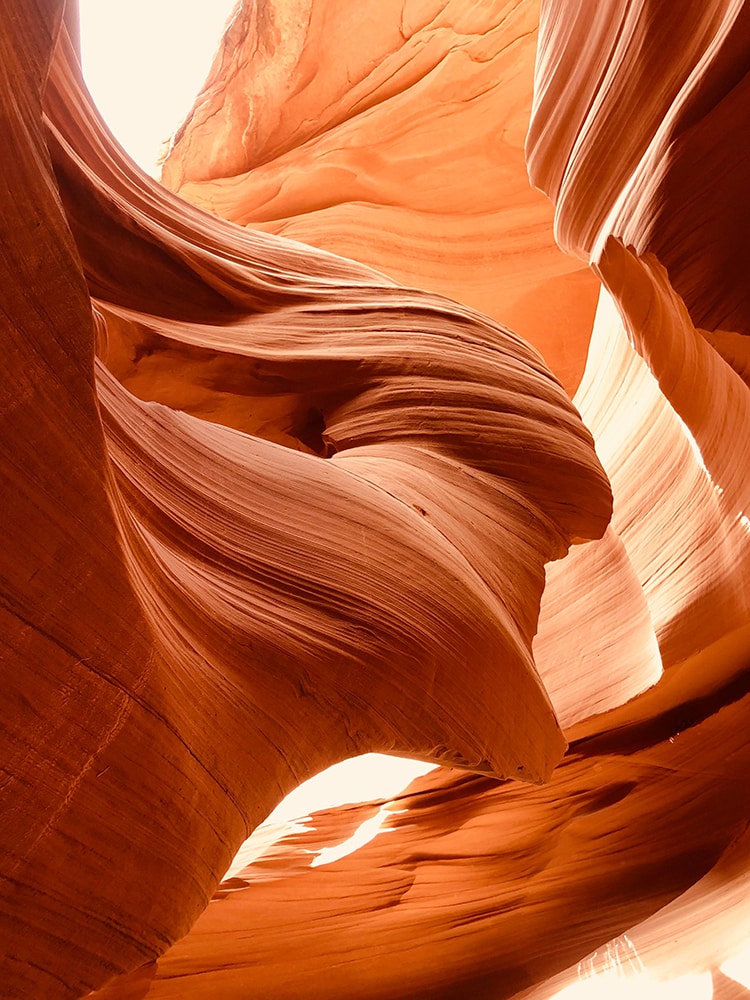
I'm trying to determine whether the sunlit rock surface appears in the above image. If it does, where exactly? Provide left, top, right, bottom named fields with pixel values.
left=161, top=0, right=600, bottom=397
left=1, top=0, right=749, bottom=998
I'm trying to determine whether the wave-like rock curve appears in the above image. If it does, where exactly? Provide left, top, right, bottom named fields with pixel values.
left=0, top=4, right=614, bottom=997
left=2, top=0, right=749, bottom=997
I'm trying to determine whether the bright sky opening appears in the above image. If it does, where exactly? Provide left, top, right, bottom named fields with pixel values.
left=224, top=755, right=435, bottom=878
left=78, top=0, right=239, bottom=175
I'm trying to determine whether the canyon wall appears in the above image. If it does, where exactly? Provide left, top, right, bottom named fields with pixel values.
left=0, top=1, right=748, bottom=997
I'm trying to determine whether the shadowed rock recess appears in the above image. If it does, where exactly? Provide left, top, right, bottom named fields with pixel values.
left=1, top=1, right=749, bottom=997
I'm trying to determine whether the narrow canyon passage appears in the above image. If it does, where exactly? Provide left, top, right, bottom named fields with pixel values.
left=1, top=1, right=749, bottom=998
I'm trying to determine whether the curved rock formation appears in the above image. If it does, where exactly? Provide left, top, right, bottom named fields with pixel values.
left=1, top=3, right=612, bottom=997
left=1, top=0, right=749, bottom=998
left=161, top=0, right=600, bottom=396
left=93, top=689, right=750, bottom=999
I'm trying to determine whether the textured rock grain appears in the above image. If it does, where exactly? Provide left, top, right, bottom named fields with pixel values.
left=2, top=0, right=749, bottom=997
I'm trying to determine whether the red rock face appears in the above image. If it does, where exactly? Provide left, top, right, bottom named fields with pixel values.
left=1, top=1, right=749, bottom=998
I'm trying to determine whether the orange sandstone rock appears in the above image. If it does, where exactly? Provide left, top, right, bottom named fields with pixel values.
left=161, top=0, right=600, bottom=396
left=0, top=5, right=613, bottom=997
left=2, top=0, right=749, bottom=997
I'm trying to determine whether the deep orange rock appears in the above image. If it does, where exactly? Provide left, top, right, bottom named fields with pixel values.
left=2, top=0, right=749, bottom=998
left=0, top=4, right=613, bottom=997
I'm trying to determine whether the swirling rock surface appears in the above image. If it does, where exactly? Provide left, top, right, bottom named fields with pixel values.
left=1, top=2, right=612, bottom=997
left=1, top=0, right=749, bottom=998
left=161, top=0, right=600, bottom=396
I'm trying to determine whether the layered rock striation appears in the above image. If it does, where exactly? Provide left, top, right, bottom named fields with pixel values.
left=1, top=0, right=749, bottom=998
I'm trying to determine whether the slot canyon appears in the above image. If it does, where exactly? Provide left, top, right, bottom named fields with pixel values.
left=1, top=0, right=750, bottom=997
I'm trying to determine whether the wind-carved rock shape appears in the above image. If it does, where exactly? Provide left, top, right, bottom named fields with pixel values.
left=3, top=0, right=750, bottom=997
left=0, top=3, right=613, bottom=998
left=84, top=1, right=750, bottom=998
left=161, top=0, right=601, bottom=397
